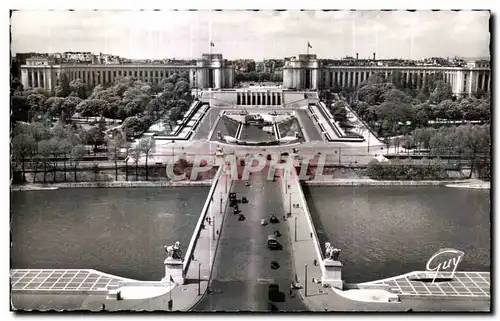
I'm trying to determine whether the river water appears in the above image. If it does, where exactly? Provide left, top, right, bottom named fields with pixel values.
left=10, top=187, right=208, bottom=281
left=304, top=186, right=491, bottom=283
left=11, top=186, right=490, bottom=284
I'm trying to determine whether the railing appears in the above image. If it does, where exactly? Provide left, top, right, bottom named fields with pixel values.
left=153, top=100, right=206, bottom=140
left=274, top=122, right=281, bottom=140
left=182, top=166, right=223, bottom=275
left=308, top=104, right=364, bottom=143
left=286, top=167, right=326, bottom=275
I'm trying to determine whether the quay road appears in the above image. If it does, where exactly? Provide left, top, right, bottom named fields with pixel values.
left=192, top=167, right=309, bottom=311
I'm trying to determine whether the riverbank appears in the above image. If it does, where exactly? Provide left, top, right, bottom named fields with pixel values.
left=445, top=180, right=490, bottom=190
left=301, top=178, right=486, bottom=187
left=10, top=180, right=213, bottom=191
left=11, top=178, right=490, bottom=191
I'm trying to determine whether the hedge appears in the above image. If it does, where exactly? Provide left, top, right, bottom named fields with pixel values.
left=366, top=163, right=449, bottom=180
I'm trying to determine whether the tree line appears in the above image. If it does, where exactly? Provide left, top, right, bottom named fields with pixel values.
left=11, top=120, right=161, bottom=183
left=234, top=71, right=283, bottom=84
left=11, top=71, right=195, bottom=183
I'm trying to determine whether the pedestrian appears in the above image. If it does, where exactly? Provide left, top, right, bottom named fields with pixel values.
left=101, top=304, right=106, bottom=311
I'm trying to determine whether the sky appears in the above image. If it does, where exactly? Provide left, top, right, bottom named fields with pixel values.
left=10, top=10, right=491, bottom=60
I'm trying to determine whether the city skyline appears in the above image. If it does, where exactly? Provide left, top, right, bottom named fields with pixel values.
left=11, top=10, right=490, bottom=61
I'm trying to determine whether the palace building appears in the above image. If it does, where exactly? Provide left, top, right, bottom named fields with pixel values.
left=20, top=52, right=489, bottom=97
left=283, top=54, right=490, bottom=96
left=20, top=53, right=235, bottom=91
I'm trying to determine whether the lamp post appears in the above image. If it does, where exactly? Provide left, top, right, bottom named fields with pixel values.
left=220, top=192, right=223, bottom=214
left=212, top=216, right=215, bottom=241
left=198, top=263, right=201, bottom=296
left=294, top=216, right=297, bottom=242
left=289, top=192, right=292, bottom=216
left=304, top=264, right=308, bottom=297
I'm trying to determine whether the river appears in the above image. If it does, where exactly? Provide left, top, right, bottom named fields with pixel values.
left=304, top=186, right=490, bottom=283
left=10, top=187, right=209, bottom=281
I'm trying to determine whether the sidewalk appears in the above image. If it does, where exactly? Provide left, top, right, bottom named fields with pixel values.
left=278, top=168, right=331, bottom=311
left=166, top=171, right=232, bottom=311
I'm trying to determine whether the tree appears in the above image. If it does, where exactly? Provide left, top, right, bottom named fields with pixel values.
left=69, top=79, right=87, bottom=98
left=26, top=92, right=48, bottom=117
left=476, top=99, right=490, bottom=121
left=458, top=124, right=490, bottom=178
left=329, top=102, right=348, bottom=123
left=412, top=103, right=432, bottom=128
left=458, top=97, right=481, bottom=120
left=130, top=146, right=142, bottom=181
left=174, top=80, right=190, bottom=96
left=11, top=93, right=30, bottom=122
left=28, top=122, right=50, bottom=153
left=138, top=137, right=156, bottom=181
left=432, top=99, right=456, bottom=120
left=373, top=89, right=414, bottom=135
left=44, top=97, right=65, bottom=118
left=60, top=96, right=83, bottom=121
left=12, top=132, right=36, bottom=182
left=37, top=139, right=54, bottom=183
left=430, top=80, right=453, bottom=104
left=58, top=73, right=71, bottom=97
left=357, top=82, right=395, bottom=106
left=84, top=126, right=106, bottom=155
left=107, top=132, right=127, bottom=181
left=70, top=145, right=86, bottom=182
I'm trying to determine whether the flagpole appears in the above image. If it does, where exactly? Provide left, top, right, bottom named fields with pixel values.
left=307, top=41, right=309, bottom=56
left=209, top=10, right=212, bottom=56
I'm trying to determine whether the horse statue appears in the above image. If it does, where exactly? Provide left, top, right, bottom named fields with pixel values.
left=325, top=242, right=341, bottom=261
left=164, top=241, right=183, bottom=260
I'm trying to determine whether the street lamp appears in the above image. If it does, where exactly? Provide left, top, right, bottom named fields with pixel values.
left=198, top=263, right=201, bottom=296
left=212, top=216, right=216, bottom=241
left=294, top=216, right=297, bottom=242
left=304, top=264, right=308, bottom=297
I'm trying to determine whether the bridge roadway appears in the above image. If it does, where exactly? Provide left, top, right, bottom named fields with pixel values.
left=192, top=168, right=309, bottom=311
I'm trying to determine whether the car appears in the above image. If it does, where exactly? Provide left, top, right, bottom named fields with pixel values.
left=241, top=197, right=248, bottom=203
left=261, top=219, right=268, bottom=226
left=238, top=214, right=245, bottom=221
left=268, top=235, right=281, bottom=250
left=269, top=214, right=279, bottom=224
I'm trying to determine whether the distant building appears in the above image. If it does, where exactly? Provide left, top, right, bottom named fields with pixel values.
left=62, top=51, right=95, bottom=63
left=283, top=53, right=490, bottom=96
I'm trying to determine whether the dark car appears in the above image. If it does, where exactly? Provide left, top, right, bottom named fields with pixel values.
left=268, top=235, right=281, bottom=250
left=268, top=283, right=285, bottom=302
left=269, top=214, right=279, bottom=224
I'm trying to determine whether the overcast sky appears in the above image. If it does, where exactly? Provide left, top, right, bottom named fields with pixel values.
left=10, top=10, right=490, bottom=60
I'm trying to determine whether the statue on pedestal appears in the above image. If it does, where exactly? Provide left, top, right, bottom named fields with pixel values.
left=164, top=241, right=183, bottom=260
left=325, top=242, right=341, bottom=261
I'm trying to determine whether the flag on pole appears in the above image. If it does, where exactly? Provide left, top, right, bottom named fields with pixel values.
left=211, top=42, right=215, bottom=47
left=307, top=41, right=312, bottom=49
left=170, top=275, right=174, bottom=283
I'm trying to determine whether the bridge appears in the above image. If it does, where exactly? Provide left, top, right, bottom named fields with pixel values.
left=10, top=155, right=491, bottom=312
